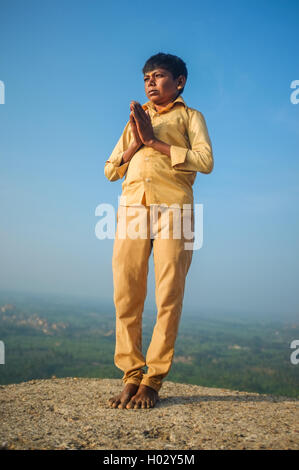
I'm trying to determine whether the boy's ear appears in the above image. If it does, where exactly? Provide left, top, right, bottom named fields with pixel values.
left=177, top=75, right=186, bottom=89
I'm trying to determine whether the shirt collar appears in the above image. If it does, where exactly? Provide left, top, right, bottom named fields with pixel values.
left=142, top=95, right=187, bottom=114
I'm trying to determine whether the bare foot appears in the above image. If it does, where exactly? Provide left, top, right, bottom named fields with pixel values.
left=126, top=384, right=160, bottom=409
left=108, top=383, right=139, bottom=409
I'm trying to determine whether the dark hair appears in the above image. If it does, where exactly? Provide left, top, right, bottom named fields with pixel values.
left=142, top=52, right=188, bottom=96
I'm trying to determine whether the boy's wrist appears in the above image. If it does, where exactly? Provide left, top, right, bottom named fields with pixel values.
left=145, top=138, right=171, bottom=158
left=145, top=138, right=158, bottom=147
left=132, top=141, right=143, bottom=151
left=121, top=142, right=142, bottom=164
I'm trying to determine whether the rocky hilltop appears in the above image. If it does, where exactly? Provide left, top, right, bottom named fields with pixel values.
left=0, top=377, right=298, bottom=450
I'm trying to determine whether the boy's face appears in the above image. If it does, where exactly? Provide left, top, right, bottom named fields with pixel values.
left=144, top=68, right=185, bottom=106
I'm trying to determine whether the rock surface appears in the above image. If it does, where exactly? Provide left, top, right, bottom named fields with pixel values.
left=0, top=377, right=298, bottom=450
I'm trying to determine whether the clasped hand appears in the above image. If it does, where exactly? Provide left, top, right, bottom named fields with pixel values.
left=130, top=101, right=156, bottom=147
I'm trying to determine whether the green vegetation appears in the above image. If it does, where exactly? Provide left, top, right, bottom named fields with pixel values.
left=0, top=292, right=298, bottom=398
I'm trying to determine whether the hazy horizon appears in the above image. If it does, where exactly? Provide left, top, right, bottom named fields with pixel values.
left=0, top=287, right=298, bottom=324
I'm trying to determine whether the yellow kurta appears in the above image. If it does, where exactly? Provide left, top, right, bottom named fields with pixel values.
left=104, top=95, right=214, bottom=208
left=106, top=95, right=214, bottom=393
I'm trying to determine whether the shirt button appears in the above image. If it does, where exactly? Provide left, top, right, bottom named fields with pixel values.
left=145, top=178, right=151, bottom=182
left=145, top=157, right=149, bottom=161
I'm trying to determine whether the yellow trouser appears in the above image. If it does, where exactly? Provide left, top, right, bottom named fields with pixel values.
left=112, top=203, right=194, bottom=392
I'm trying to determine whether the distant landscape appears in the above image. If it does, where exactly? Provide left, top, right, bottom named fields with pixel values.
left=0, top=290, right=298, bottom=398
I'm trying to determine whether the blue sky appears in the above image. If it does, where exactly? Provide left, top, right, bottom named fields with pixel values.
left=0, top=0, right=298, bottom=319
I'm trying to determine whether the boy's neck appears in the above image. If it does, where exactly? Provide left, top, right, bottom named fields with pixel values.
left=152, top=93, right=180, bottom=113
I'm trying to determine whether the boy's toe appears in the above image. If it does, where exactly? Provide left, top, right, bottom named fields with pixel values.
left=108, top=396, right=118, bottom=408
left=112, top=400, right=121, bottom=408
left=108, top=396, right=116, bottom=406
left=126, top=397, right=136, bottom=409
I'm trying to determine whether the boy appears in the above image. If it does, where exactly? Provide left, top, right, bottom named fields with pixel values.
left=104, top=52, right=213, bottom=409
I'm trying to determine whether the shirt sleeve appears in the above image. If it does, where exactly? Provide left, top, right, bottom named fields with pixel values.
left=104, top=121, right=132, bottom=181
left=170, top=109, right=214, bottom=174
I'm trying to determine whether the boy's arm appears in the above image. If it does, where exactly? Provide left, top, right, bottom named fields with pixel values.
left=104, top=122, right=141, bottom=181
left=169, top=109, right=214, bottom=174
